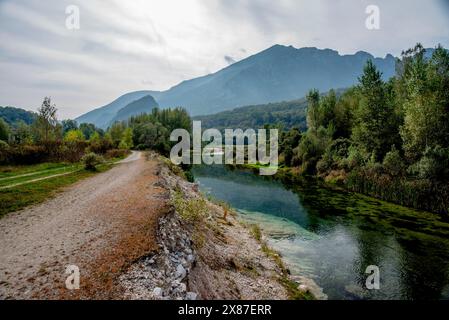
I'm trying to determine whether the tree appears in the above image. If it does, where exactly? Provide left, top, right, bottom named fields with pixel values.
left=79, top=123, right=97, bottom=140
left=334, top=88, right=358, bottom=138
left=0, top=118, right=10, bottom=141
left=62, top=119, right=78, bottom=134
left=352, top=60, right=399, bottom=161
left=64, top=129, right=85, bottom=143
left=133, top=122, right=169, bottom=154
left=119, top=127, right=133, bottom=150
left=34, top=97, right=58, bottom=143
left=11, top=121, right=32, bottom=145
left=306, top=89, right=320, bottom=133
left=319, top=89, right=337, bottom=129
left=400, top=45, right=449, bottom=162
left=108, top=122, right=126, bottom=147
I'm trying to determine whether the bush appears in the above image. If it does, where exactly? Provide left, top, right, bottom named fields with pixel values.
left=104, top=149, right=129, bottom=159
left=383, top=146, right=405, bottom=177
left=9, top=145, right=49, bottom=164
left=410, top=146, right=449, bottom=180
left=81, top=152, right=104, bottom=171
left=0, top=140, right=10, bottom=163
left=172, top=191, right=208, bottom=223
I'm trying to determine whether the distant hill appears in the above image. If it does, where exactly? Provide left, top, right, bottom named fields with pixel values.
left=109, top=95, right=159, bottom=125
left=75, top=91, right=153, bottom=129
left=195, top=98, right=309, bottom=132
left=0, top=106, right=36, bottom=126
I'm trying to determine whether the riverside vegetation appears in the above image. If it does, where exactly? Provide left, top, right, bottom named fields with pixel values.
left=272, top=44, right=449, bottom=214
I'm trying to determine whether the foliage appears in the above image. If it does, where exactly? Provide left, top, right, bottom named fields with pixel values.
left=79, top=123, right=103, bottom=140
left=172, top=191, right=208, bottom=223
left=0, top=106, right=36, bottom=126
left=195, top=99, right=310, bottom=132
left=62, top=119, right=78, bottom=134
left=276, top=44, right=449, bottom=214
left=33, top=97, right=60, bottom=144
left=118, top=128, right=133, bottom=150
left=81, top=152, right=104, bottom=171
left=0, top=118, right=10, bottom=141
left=64, top=129, right=85, bottom=143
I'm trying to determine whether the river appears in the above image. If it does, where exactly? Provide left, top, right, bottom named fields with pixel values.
left=192, top=165, right=449, bottom=300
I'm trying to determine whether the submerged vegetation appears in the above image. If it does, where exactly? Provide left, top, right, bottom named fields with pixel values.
left=276, top=44, right=449, bottom=214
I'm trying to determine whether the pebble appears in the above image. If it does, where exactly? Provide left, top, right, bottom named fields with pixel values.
left=176, top=264, right=187, bottom=280
left=186, top=292, right=198, bottom=300
left=153, top=287, right=163, bottom=297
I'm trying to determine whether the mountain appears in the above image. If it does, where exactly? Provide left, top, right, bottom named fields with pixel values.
left=109, top=95, right=159, bottom=125
left=153, top=45, right=396, bottom=116
left=78, top=45, right=442, bottom=123
left=0, top=106, right=36, bottom=126
left=75, top=91, right=152, bottom=129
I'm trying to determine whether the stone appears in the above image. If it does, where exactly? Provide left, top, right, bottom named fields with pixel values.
left=298, top=284, right=309, bottom=292
left=153, top=287, right=163, bottom=297
left=186, top=292, right=198, bottom=300
left=176, top=264, right=187, bottom=279
left=179, top=282, right=187, bottom=292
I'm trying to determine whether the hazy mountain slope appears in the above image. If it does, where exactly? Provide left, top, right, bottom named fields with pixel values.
left=75, top=91, right=152, bottom=129
left=155, top=45, right=396, bottom=115
left=109, top=95, right=159, bottom=125
left=195, top=98, right=309, bottom=131
left=0, top=106, right=36, bottom=126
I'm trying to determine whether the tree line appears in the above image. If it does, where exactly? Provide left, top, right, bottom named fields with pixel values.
left=0, top=97, right=127, bottom=164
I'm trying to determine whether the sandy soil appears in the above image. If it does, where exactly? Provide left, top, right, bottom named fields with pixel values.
left=0, top=152, right=167, bottom=299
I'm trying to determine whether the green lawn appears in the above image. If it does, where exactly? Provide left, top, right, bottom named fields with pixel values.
left=0, top=162, right=115, bottom=218
left=0, top=162, right=72, bottom=179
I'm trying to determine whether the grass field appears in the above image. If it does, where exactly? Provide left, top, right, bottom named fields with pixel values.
left=0, top=160, right=119, bottom=218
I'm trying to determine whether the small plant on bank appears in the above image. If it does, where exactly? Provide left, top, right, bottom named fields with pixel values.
left=172, top=191, right=208, bottom=223
left=250, top=224, right=262, bottom=242
left=81, top=152, right=104, bottom=171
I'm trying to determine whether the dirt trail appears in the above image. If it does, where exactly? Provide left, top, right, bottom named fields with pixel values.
left=0, top=152, right=168, bottom=299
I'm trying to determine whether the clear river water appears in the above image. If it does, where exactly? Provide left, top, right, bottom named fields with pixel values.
left=192, top=165, right=449, bottom=300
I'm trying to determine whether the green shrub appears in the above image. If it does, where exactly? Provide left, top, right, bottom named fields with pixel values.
left=250, top=224, right=262, bottom=242
left=172, top=191, right=207, bottom=223
left=105, top=149, right=129, bottom=160
left=81, top=152, right=104, bottom=171
left=383, top=146, right=405, bottom=177
left=0, top=140, right=10, bottom=163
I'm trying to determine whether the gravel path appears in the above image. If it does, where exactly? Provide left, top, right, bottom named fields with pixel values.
left=0, top=152, right=167, bottom=299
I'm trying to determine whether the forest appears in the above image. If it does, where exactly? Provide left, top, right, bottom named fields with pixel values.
left=277, top=44, right=449, bottom=214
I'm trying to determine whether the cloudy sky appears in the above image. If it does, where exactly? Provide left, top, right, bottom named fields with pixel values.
left=1, top=0, right=448, bottom=119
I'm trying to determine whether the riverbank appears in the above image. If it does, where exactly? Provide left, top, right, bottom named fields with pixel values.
left=120, top=153, right=320, bottom=300
left=231, top=163, right=448, bottom=216
left=192, top=164, right=449, bottom=299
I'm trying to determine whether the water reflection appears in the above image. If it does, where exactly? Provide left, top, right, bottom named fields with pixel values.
left=192, top=165, right=449, bottom=300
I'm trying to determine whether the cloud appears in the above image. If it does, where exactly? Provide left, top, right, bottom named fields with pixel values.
left=0, top=0, right=448, bottom=119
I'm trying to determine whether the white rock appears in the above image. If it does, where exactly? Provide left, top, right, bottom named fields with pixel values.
left=298, top=284, right=309, bottom=292
left=186, top=292, right=198, bottom=300
left=175, top=264, right=187, bottom=279
left=153, top=287, right=163, bottom=297
left=179, top=282, right=187, bottom=292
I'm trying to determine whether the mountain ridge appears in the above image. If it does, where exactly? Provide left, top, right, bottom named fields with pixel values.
left=76, top=45, right=440, bottom=128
